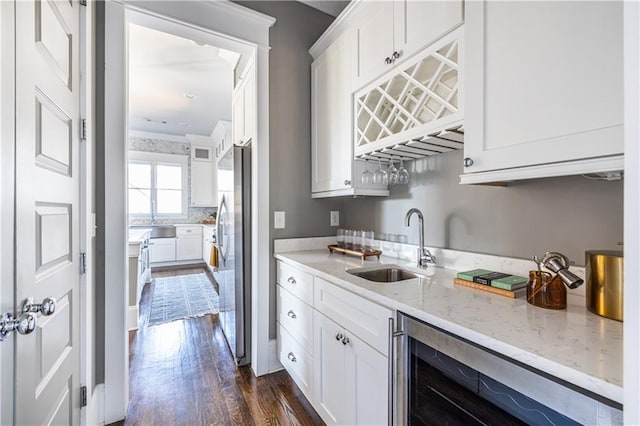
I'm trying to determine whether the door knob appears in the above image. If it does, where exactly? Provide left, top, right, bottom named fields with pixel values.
left=287, top=352, right=297, bottom=363
left=0, top=312, right=37, bottom=341
left=22, top=297, right=56, bottom=316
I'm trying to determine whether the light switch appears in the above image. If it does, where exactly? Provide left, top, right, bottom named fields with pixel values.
left=274, top=211, right=286, bottom=229
left=330, top=211, right=340, bottom=227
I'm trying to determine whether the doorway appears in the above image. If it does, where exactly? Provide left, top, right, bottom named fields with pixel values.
left=100, top=2, right=275, bottom=422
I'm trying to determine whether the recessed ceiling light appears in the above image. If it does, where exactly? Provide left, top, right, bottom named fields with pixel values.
left=184, top=93, right=197, bottom=100
left=180, top=122, right=189, bottom=127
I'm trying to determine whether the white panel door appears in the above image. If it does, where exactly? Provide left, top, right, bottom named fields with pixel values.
left=354, top=1, right=394, bottom=88
left=190, top=161, right=215, bottom=207
left=464, top=1, right=624, bottom=173
left=14, top=0, right=81, bottom=424
left=176, top=236, right=202, bottom=260
left=311, top=29, right=355, bottom=193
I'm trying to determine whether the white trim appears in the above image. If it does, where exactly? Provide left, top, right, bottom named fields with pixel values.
left=267, top=338, right=283, bottom=373
left=202, top=0, right=276, bottom=30
left=459, top=155, right=624, bottom=185
left=311, top=188, right=389, bottom=198
left=623, top=1, right=640, bottom=423
left=128, top=151, right=188, bottom=164
left=87, top=384, right=106, bottom=426
left=128, top=306, right=138, bottom=331
left=309, top=0, right=367, bottom=59
left=128, top=129, right=187, bottom=143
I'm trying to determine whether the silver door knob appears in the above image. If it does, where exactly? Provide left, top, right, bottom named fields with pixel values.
left=22, top=297, right=56, bottom=316
left=335, top=333, right=343, bottom=341
left=384, top=56, right=393, bottom=65
left=463, top=157, right=474, bottom=167
left=287, top=277, right=296, bottom=285
left=0, top=312, right=37, bottom=341
left=341, top=336, right=350, bottom=345
left=287, top=310, right=297, bottom=319
left=287, top=352, right=297, bottom=363
left=344, top=179, right=351, bottom=186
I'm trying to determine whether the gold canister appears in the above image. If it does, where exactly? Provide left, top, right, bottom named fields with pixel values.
left=585, top=250, right=624, bottom=321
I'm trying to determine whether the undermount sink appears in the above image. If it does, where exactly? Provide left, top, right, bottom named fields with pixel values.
left=347, top=265, right=419, bottom=283
left=150, top=225, right=176, bottom=239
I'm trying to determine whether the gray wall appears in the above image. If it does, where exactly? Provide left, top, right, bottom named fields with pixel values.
left=343, top=150, right=624, bottom=265
left=236, top=1, right=339, bottom=338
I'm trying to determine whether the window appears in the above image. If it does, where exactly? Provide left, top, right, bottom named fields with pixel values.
left=128, top=152, right=188, bottom=218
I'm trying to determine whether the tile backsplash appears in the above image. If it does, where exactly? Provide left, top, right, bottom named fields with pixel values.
left=128, top=135, right=217, bottom=225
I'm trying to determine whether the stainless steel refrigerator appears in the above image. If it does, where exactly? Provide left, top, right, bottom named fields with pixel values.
left=216, top=145, right=251, bottom=366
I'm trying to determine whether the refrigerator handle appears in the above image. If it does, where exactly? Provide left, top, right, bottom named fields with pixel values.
left=217, top=194, right=227, bottom=266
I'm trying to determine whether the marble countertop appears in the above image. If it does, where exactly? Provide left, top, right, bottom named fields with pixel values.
left=274, top=249, right=623, bottom=404
left=128, top=228, right=152, bottom=244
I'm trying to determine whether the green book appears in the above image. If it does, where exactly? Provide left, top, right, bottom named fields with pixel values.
left=456, top=269, right=493, bottom=282
left=491, top=275, right=528, bottom=291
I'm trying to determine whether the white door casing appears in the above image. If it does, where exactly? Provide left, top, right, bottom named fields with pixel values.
left=14, top=0, right=81, bottom=424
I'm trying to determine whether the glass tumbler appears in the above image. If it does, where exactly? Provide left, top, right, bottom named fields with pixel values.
left=526, top=270, right=567, bottom=310
left=336, top=229, right=345, bottom=248
left=363, top=231, right=374, bottom=252
left=345, top=229, right=354, bottom=250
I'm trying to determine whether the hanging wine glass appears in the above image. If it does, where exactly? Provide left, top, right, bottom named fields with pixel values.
left=398, top=158, right=410, bottom=184
left=387, top=160, right=399, bottom=185
left=373, top=158, right=388, bottom=185
left=361, top=160, right=373, bottom=185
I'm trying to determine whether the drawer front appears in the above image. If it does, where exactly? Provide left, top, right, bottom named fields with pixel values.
left=314, top=277, right=392, bottom=356
left=278, top=325, right=313, bottom=402
left=176, top=225, right=203, bottom=237
left=277, top=285, right=313, bottom=353
left=277, top=261, right=314, bottom=305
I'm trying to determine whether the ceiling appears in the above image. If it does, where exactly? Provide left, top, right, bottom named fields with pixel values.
left=128, top=24, right=239, bottom=137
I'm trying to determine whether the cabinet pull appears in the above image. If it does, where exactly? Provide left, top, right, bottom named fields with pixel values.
left=287, top=352, right=297, bottom=363
left=344, top=179, right=351, bottom=186
left=287, top=310, right=297, bottom=319
left=463, top=157, right=474, bottom=167
left=335, top=332, right=343, bottom=341
left=341, top=336, right=350, bottom=345
left=287, top=276, right=296, bottom=285
left=385, top=56, right=393, bottom=65
left=392, top=51, right=400, bottom=61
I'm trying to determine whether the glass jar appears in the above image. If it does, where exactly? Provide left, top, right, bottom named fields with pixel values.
left=526, top=270, right=567, bottom=310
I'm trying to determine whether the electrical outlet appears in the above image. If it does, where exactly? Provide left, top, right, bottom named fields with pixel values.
left=330, top=211, right=340, bottom=227
left=274, top=211, right=286, bottom=229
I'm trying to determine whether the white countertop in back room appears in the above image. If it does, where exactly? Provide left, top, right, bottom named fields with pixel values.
left=128, top=228, right=152, bottom=244
left=274, top=241, right=623, bottom=405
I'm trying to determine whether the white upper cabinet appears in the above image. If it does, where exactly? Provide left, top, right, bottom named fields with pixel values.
left=187, top=136, right=218, bottom=208
left=311, top=29, right=389, bottom=198
left=354, top=0, right=463, bottom=90
left=462, top=1, right=624, bottom=183
left=232, top=62, right=255, bottom=146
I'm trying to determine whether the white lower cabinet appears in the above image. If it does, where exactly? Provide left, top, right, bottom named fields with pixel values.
left=176, top=236, right=202, bottom=260
left=149, top=238, right=176, bottom=263
left=276, top=260, right=390, bottom=426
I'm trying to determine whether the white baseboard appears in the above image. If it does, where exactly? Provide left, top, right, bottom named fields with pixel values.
left=128, top=305, right=138, bottom=331
left=267, top=338, right=283, bottom=373
left=87, top=383, right=105, bottom=426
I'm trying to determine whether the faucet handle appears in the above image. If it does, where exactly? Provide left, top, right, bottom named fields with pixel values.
left=418, top=248, right=436, bottom=266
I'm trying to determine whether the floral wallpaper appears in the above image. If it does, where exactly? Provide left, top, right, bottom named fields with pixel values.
left=128, top=135, right=217, bottom=225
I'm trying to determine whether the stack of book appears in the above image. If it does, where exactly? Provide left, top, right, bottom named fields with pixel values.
left=454, top=269, right=528, bottom=298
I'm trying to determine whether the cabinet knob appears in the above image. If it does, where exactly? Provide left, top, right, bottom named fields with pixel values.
left=392, top=51, right=400, bottom=61
left=287, top=352, right=297, bottom=363
left=344, top=179, right=351, bottom=186
left=287, top=310, right=297, bottom=319
left=287, top=276, right=296, bottom=285
left=463, top=157, right=474, bottom=167
left=341, top=336, right=350, bottom=345
left=384, top=56, right=393, bottom=65
left=335, top=332, right=343, bottom=341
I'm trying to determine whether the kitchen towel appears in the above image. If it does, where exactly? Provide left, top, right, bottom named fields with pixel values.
left=210, top=244, right=219, bottom=269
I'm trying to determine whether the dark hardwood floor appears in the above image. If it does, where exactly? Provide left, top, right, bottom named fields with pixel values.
left=120, top=268, right=323, bottom=426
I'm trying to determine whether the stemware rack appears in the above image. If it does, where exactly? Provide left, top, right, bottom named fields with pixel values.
left=353, top=27, right=464, bottom=164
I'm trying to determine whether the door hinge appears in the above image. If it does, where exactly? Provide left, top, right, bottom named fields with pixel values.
left=80, top=118, right=87, bottom=141
left=80, top=252, right=87, bottom=275
left=80, top=386, right=87, bottom=407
